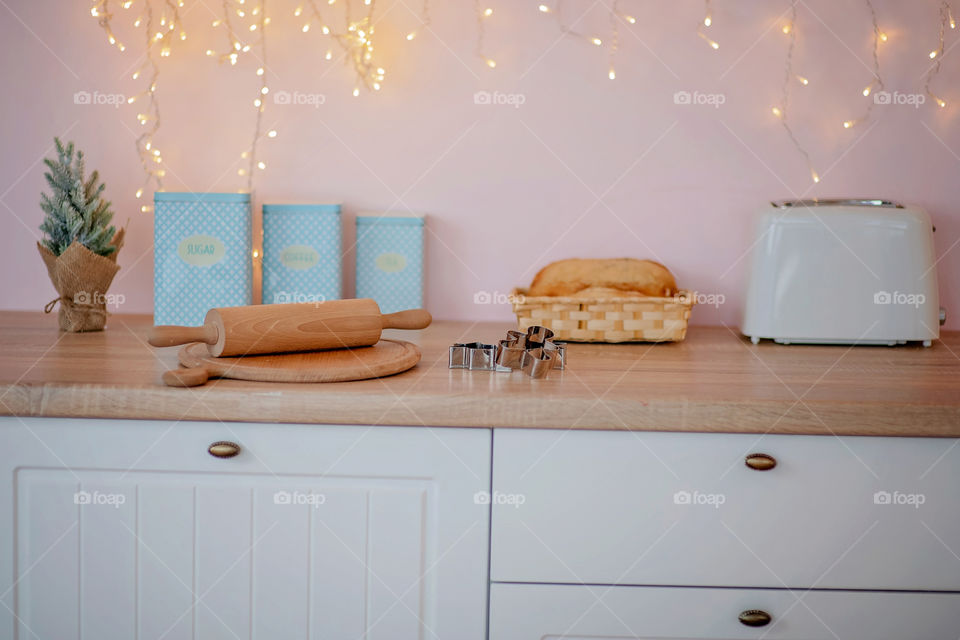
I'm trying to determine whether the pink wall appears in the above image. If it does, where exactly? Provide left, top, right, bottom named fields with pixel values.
left=2, top=0, right=958, bottom=328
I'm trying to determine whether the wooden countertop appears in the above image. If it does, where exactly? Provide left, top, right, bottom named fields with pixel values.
left=1, top=312, right=958, bottom=437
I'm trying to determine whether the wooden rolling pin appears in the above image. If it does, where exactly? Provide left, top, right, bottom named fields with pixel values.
left=148, top=298, right=431, bottom=357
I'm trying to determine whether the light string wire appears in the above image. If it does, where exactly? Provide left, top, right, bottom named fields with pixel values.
left=698, top=0, right=719, bottom=49
left=608, top=0, right=619, bottom=79
left=302, top=0, right=384, bottom=95
left=93, top=0, right=184, bottom=208
left=538, top=1, right=605, bottom=51
left=208, top=0, right=276, bottom=190
left=843, top=0, right=886, bottom=130
left=475, top=0, right=496, bottom=68
left=772, top=0, right=820, bottom=183
left=924, top=0, right=955, bottom=108
left=405, top=0, right=430, bottom=41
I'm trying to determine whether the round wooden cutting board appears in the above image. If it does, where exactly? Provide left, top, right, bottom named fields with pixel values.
left=162, top=339, right=421, bottom=387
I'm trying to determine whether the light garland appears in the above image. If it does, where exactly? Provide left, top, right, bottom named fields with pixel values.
left=537, top=0, right=637, bottom=79
left=208, top=0, right=276, bottom=191
left=537, top=1, right=605, bottom=54
left=841, top=0, right=885, bottom=130
left=608, top=0, right=619, bottom=79
left=405, top=0, right=430, bottom=41
left=698, top=0, right=719, bottom=50
left=475, top=0, right=496, bottom=68
left=772, top=0, right=819, bottom=183
left=92, top=0, right=186, bottom=209
left=88, top=1, right=951, bottom=197
left=924, top=0, right=955, bottom=109
left=301, top=0, right=384, bottom=95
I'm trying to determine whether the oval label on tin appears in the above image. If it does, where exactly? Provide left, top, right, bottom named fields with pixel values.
left=280, top=245, right=320, bottom=270
left=178, top=234, right=225, bottom=266
left=375, top=252, right=407, bottom=273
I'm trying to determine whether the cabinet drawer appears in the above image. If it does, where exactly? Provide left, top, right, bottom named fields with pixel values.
left=490, top=583, right=960, bottom=639
left=0, top=418, right=491, bottom=640
left=491, top=429, right=960, bottom=590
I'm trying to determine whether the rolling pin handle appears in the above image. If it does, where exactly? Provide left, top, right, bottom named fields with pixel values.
left=162, top=367, right=210, bottom=387
left=148, top=324, right=219, bottom=348
left=381, top=309, right=432, bottom=331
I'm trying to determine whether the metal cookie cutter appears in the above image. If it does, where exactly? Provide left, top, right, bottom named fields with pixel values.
left=449, top=326, right=566, bottom=378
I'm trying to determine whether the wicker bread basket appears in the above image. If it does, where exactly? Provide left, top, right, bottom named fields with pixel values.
left=510, top=288, right=694, bottom=343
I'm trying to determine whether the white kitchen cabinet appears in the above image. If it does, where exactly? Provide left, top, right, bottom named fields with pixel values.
left=0, top=418, right=491, bottom=640
left=491, top=429, right=960, bottom=590
left=489, top=583, right=960, bottom=640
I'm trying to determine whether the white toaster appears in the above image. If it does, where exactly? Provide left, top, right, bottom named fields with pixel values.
left=741, top=199, right=943, bottom=347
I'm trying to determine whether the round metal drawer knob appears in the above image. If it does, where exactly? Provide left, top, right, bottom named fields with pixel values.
left=208, top=441, right=241, bottom=458
left=739, top=609, right=772, bottom=627
left=745, top=453, right=777, bottom=471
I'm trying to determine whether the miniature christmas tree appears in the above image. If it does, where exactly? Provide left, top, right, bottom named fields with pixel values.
left=39, top=138, right=117, bottom=257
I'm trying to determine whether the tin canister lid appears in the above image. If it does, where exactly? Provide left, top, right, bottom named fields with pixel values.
left=263, top=203, right=341, bottom=215
left=154, top=192, right=250, bottom=203
left=356, top=212, right=425, bottom=226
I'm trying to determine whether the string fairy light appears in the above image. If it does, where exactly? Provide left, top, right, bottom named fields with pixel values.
left=537, top=0, right=635, bottom=79
left=697, top=0, right=719, bottom=50
left=924, top=0, right=954, bottom=109
left=209, top=0, right=277, bottom=190
left=772, top=0, right=819, bottom=183
left=475, top=0, right=496, bottom=69
left=538, top=1, right=606, bottom=55
left=608, top=0, right=620, bottom=79
left=841, top=0, right=886, bottom=130
left=404, top=0, right=430, bottom=41
left=302, top=0, right=384, bottom=94
left=92, top=0, right=185, bottom=209
left=243, top=1, right=269, bottom=191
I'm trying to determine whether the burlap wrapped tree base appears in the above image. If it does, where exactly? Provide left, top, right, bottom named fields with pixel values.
left=38, top=229, right=125, bottom=332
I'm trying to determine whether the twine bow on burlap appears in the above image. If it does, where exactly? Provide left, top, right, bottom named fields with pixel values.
left=37, top=229, right=124, bottom=332
left=43, top=295, right=110, bottom=332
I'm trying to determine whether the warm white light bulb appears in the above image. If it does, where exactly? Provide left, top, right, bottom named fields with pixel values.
left=704, top=16, right=712, bottom=27
left=591, top=37, right=602, bottom=46
left=406, top=32, right=416, bottom=40
left=486, top=58, right=497, bottom=68
left=843, top=120, right=854, bottom=128
left=930, top=50, right=938, bottom=59
left=608, top=69, right=616, bottom=80
left=538, top=4, right=550, bottom=13
left=483, top=8, right=493, bottom=17
left=267, top=130, right=277, bottom=137
left=772, top=106, right=782, bottom=117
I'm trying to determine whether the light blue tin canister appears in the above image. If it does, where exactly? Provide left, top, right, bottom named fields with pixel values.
left=153, top=192, right=252, bottom=326
left=262, top=204, right=342, bottom=305
left=355, top=213, right=425, bottom=314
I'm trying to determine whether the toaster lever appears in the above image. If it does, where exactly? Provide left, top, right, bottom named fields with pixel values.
left=771, top=198, right=902, bottom=209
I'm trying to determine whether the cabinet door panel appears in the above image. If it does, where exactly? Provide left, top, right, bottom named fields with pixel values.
left=0, top=419, right=490, bottom=640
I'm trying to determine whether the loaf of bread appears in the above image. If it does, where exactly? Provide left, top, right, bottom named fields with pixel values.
left=528, top=258, right=678, bottom=298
